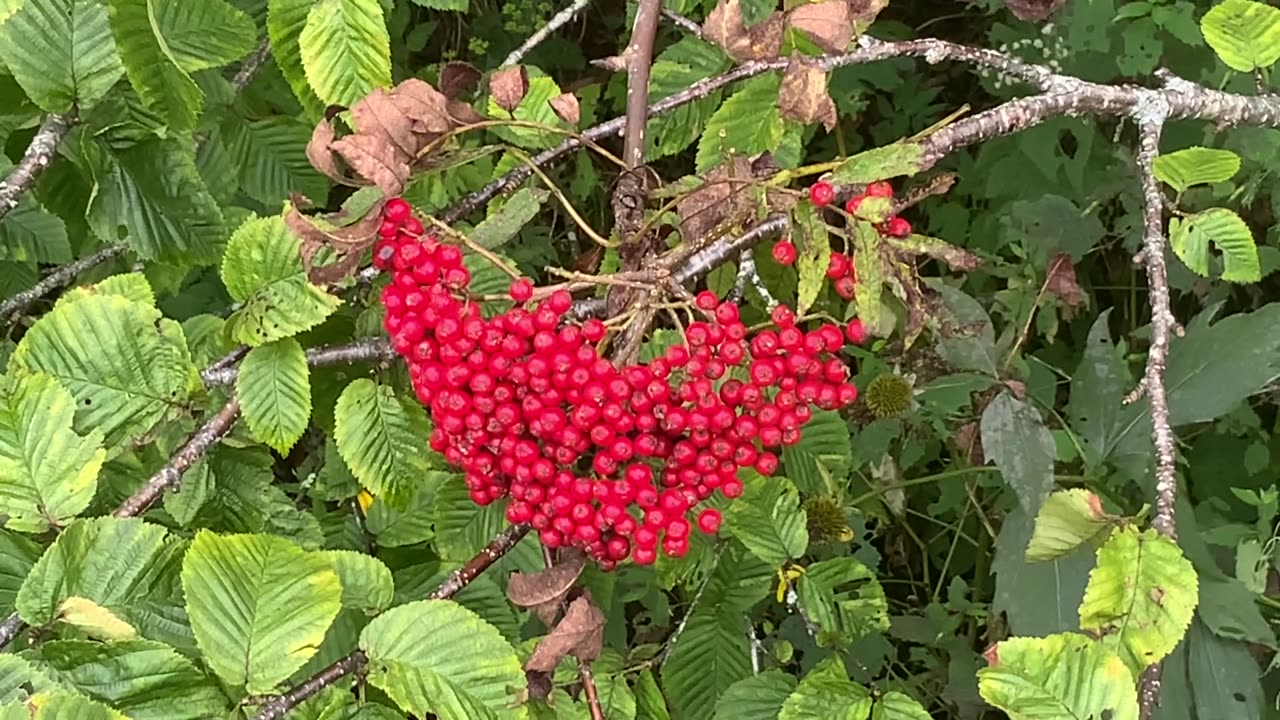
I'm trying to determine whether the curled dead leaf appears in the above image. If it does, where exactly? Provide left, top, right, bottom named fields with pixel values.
left=703, top=0, right=784, bottom=62
left=306, top=115, right=358, bottom=187
left=490, top=65, right=529, bottom=113
left=676, top=156, right=757, bottom=247
left=785, top=0, right=853, bottom=53
left=524, top=593, right=605, bottom=699
left=849, top=0, right=889, bottom=25
left=548, top=92, right=581, bottom=126
left=778, top=58, right=837, bottom=131
left=285, top=203, right=384, bottom=286
left=1004, top=0, right=1065, bottom=21
left=439, top=61, right=482, bottom=99
left=332, top=134, right=411, bottom=199
left=507, top=548, right=587, bottom=609
left=1045, top=252, right=1085, bottom=308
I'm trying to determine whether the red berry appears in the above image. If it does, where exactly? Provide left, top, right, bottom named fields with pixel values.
left=809, top=181, right=835, bottom=207
left=772, top=240, right=797, bottom=266
left=827, top=252, right=850, bottom=279
left=509, top=278, right=534, bottom=302
left=844, top=195, right=864, bottom=215
left=865, top=181, right=893, bottom=198
left=697, top=508, right=722, bottom=534
left=846, top=318, right=868, bottom=345
left=384, top=197, right=411, bottom=224
left=695, top=291, right=719, bottom=310
left=885, top=216, right=911, bottom=237
left=770, top=304, right=795, bottom=328
left=834, top=276, right=856, bottom=300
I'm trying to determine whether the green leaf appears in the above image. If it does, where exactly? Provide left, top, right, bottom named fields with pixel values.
left=781, top=409, right=850, bottom=495
left=870, top=692, right=931, bottom=720
left=55, top=596, right=138, bottom=641
left=26, top=690, right=130, bottom=720
left=153, top=0, right=256, bottom=71
left=411, top=0, right=468, bottom=9
left=224, top=116, right=331, bottom=208
left=360, top=600, right=526, bottom=720
left=851, top=219, right=886, bottom=337
left=796, top=557, right=890, bottom=648
left=1201, top=0, right=1280, bottom=72
left=696, top=75, right=789, bottom=173
left=1168, top=207, right=1259, bottom=283
left=792, top=201, right=828, bottom=314
left=107, top=0, right=198, bottom=130
left=334, top=379, right=436, bottom=507
left=487, top=75, right=569, bottom=150
left=662, top=609, right=752, bottom=720
left=181, top=530, right=342, bottom=693
left=977, top=633, right=1138, bottom=720
left=0, top=198, right=72, bottom=264
left=220, top=215, right=342, bottom=346
left=829, top=141, right=926, bottom=184
left=980, top=389, right=1055, bottom=516
left=16, top=517, right=192, bottom=651
left=319, top=549, right=394, bottom=613
left=0, top=373, right=105, bottom=533
left=267, top=0, right=325, bottom=116
left=1067, top=311, right=1129, bottom=469
left=714, top=670, right=797, bottom=720
left=0, top=528, right=41, bottom=611
left=0, top=654, right=56, bottom=703
left=92, top=272, right=156, bottom=307
left=778, top=657, right=872, bottom=720
left=992, top=506, right=1092, bottom=637
left=634, top=669, right=670, bottom=720
left=237, top=338, right=311, bottom=454
left=433, top=474, right=506, bottom=562
left=1025, top=489, right=1112, bottom=562
left=725, top=474, right=808, bottom=567
left=472, top=188, right=547, bottom=249
left=647, top=38, right=731, bottom=162
left=8, top=293, right=195, bottom=449
left=34, top=639, right=227, bottom=720
left=1152, top=147, right=1241, bottom=191
left=299, top=0, right=391, bottom=106
left=1079, top=527, right=1198, bottom=672
left=366, top=476, right=441, bottom=547
left=0, top=0, right=122, bottom=112
left=1186, top=617, right=1264, bottom=719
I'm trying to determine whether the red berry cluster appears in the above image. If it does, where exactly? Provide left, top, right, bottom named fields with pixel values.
left=374, top=197, right=863, bottom=569
left=842, top=181, right=911, bottom=238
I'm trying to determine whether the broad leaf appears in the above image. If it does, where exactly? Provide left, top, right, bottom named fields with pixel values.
left=870, top=692, right=932, bottom=720
left=714, top=670, right=797, bottom=720
left=724, top=474, right=808, bottom=567
left=851, top=219, right=887, bottom=336
left=0, top=198, right=72, bottom=264
left=992, top=506, right=1092, bottom=637
left=1201, top=0, right=1280, bottom=72
left=796, top=557, right=890, bottom=648
left=0, top=373, right=105, bottom=533
left=1025, top=489, right=1111, bottom=562
left=1168, top=207, right=1259, bottom=283
left=181, top=530, right=342, bottom=693
left=696, top=74, right=794, bottom=173
left=267, top=0, right=326, bottom=116
left=778, top=657, right=871, bottom=720
left=107, top=0, right=200, bottom=130
left=220, top=215, right=342, bottom=346
left=978, top=633, right=1138, bottom=720
left=1152, top=147, right=1241, bottom=191
left=792, top=201, right=828, bottom=314
left=980, top=390, right=1055, bottom=516
left=433, top=474, right=506, bottom=562
left=360, top=600, right=526, bottom=720
left=471, top=188, right=547, bottom=249
left=149, top=0, right=255, bottom=72
left=25, top=691, right=130, bottom=720
left=0, top=655, right=56, bottom=703
left=237, top=338, right=311, bottom=454
left=662, top=609, right=752, bottom=720
left=1078, top=527, right=1198, bottom=673
left=224, top=116, right=331, bottom=208
left=1067, top=311, right=1129, bottom=469
left=334, top=379, right=436, bottom=507
left=487, top=75, right=569, bottom=150
left=0, top=0, right=122, bottom=113
left=0, top=529, right=41, bottom=611
left=829, top=141, right=926, bottom=184
left=299, top=0, right=391, bottom=106
left=647, top=38, right=731, bottom=161
left=366, top=476, right=441, bottom=547
left=319, top=549, right=394, bottom=613
left=781, top=409, right=850, bottom=495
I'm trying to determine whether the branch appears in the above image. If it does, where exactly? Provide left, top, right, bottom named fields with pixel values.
left=0, top=612, right=24, bottom=651
left=502, top=0, right=592, bottom=68
left=0, top=112, right=75, bottom=222
left=201, top=337, right=396, bottom=386
left=0, top=244, right=128, bottom=324
left=231, top=40, right=273, bottom=94
left=620, top=0, right=662, bottom=169
left=731, top=247, right=777, bottom=310
left=251, top=524, right=531, bottom=720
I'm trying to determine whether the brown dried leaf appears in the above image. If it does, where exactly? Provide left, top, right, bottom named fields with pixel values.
left=351, top=88, right=419, bottom=162
left=703, top=0, right=784, bottom=62
left=391, top=78, right=456, bottom=135
left=286, top=204, right=383, bottom=285
left=446, top=98, right=486, bottom=126
left=548, top=92, right=580, bottom=126
left=525, top=594, right=605, bottom=673
left=1045, top=252, right=1085, bottom=308
left=332, top=134, right=412, bottom=198
left=777, top=59, right=837, bottom=131
left=786, top=0, right=853, bottom=53
left=953, top=421, right=984, bottom=466
left=848, top=0, right=889, bottom=25
left=306, top=116, right=360, bottom=187
left=1004, top=0, right=1065, bottom=21
left=507, top=548, right=587, bottom=609
left=439, top=61, right=482, bottom=99
left=676, top=156, right=756, bottom=246
left=490, top=65, right=529, bottom=113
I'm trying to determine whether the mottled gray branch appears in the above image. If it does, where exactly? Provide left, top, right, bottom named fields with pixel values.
left=502, top=0, right=592, bottom=67
left=201, top=337, right=395, bottom=386
left=0, top=112, right=74, bottom=222
left=232, top=40, right=273, bottom=94
left=0, top=244, right=128, bottom=324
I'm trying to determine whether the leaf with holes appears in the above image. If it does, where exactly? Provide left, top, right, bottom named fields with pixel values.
left=0, top=0, right=123, bottom=113
left=1168, top=207, right=1259, bottom=283
left=299, top=0, right=391, bottom=106
left=978, top=633, right=1138, bottom=720
left=333, top=379, right=436, bottom=507
left=1152, top=147, right=1241, bottom=192
left=236, top=338, right=311, bottom=454
left=1201, top=0, right=1280, bottom=72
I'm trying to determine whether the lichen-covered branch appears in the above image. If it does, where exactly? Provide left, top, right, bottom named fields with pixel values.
left=0, top=112, right=75, bottom=222
left=502, top=0, right=592, bottom=67
left=0, top=244, right=128, bottom=324
left=202, top=338, right=396, bottom=386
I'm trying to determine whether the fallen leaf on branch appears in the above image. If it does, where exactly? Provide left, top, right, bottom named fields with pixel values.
left=490, top=65, right=529, bottom=113
left=778, top=59, right=838, bottom=131
left=524, top=593, right=605, bottom=699
left=785, top=0, right=853, bottom=53
left=704, top=0, right=784, bottom=62
left=507, top=548, right=587, bottom=625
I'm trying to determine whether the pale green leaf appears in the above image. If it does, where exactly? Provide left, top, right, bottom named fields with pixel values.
left=696, top=74, right=788, bottom=173
left=1168, top=207, right=1259, bottom=283
left=778, top=657, right=871, bottom=720
left=724, top=474, right=808, bottom=567
left=851, top=219, right=887, bottom=337
left=781, top=409, right=850, bottom=495
left=0, top=0, right=123, bottom=112
left=236, top=338, right=311, bottom=454
left=34, top=639, right=227, bottom=720
left=472, top=188, right=547, bottom=249
left=0, top=0, right=19, bottom=25
left=90, top=272, right=156, bottom=307
left=713, top=670, right=796, bottom=720
left=1079, top=527, right=1198, bottom=672
left=27, top=690, right=130, bottom=720
left=107, top=0, right=202, bottom=130
left=635, top=669, right=670, bottom=720
left=487, top=75, right=568, bottom=150
left=334, top=379, right=436, bottom=507
left=1025, top=489, right=1112, bottom=562
left=148, top=0, right=255, bottom=72
left=360, top=600, right=526, bottom=720
left=55, top=596, right=137, bottom=640
left=977, top=633, right=1138, bottom=720
left=266, top=0, right=325, bottom=116
left=0, top=198, right=71, bottom=264
left=1201, top=0, right=1280, bottom=72
left=433, top=474, right=506, bottom=562
left=220, top=215, right=341, bottom=346
left=299, top=0, right=391, bottom=106
left=181, top=530, right=342, bottom=693
left=1152, top=147, right=1241, bottom=191
left=224, top=116, right=331, bottom=208
left=0, top=373, right=105, bottom=533
left=8, top=293, right=195, bottom=449
left=980, top=390, right=1055, bottom=516
left=319, top=549, right=394, bottom=612
left=661, top=609, right=752, bottom=720
left=0, top=654, right=56, bottom=703
left=870, top=692, right=931, bottom=720
left=793, top=201, right=828, bottom=314
left=829, top=140, right=926, bottom=184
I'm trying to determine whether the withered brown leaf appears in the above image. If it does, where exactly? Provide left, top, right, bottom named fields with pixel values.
left=285, top=204, right=384, bottom=286
left=390, top=78, right=456, bottom=136
left=507, top=548, right=587, bottom=614
left=1004, top=0, right=1065, bottom=21
left=703, top=0, right=784, bottom=62
left=524, top=593, right=605, bottom=700
left=1045, top=252, right=1085, bottom=308
left=490, top=65, right=529, bottom=113
left=676, top=156, right=756, bottom=247
left=351, top=88, right=420, bottom=161
left=306, top=115, right=358, bottom=187
left=548, top=92, right=581, bottom=126
left=331, top=134, right=412, bottom=199
left=439, top=61, right=482, bottom=99
left=777, top=59, right=837, bottom=131
left=785, top=0, right=853, bottom=54
left=849, top=0, right=889, bottom=25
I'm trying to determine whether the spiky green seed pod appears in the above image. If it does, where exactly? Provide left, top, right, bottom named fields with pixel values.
left=865, top=373, right=913, bottom=419
left=804, top=496, right=852, bottom=543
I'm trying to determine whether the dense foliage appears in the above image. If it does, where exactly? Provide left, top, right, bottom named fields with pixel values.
left=0, top=0, right=1279, bottom=718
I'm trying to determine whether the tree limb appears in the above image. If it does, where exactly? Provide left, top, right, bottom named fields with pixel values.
left=0, top=244, right=128, bottom=324
left=201, top=337, right=396, bottom=386
left=0, top=112, right=75, bottom=222
left=502, top=0, right=593, bottom=68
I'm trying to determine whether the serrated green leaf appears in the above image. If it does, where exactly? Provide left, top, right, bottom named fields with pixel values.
left=0, top=373, right=105, bottom=533
left=181, top=530, right=342, bottom=693
left=433, top=474, right=506, bottom=562
left=220, top=215, right=341, bottom=346
left=56, top=596, right=138, bottom=641
left=0, top=0, right=20, bottom=25
left=779, top=657, right=871, bottom=720
left=829, top=141, right=925, bottom=184
left=224, top=116, right=331, bottom=208
left=635, top=668, right=670, bottom=720
left=360, top=600, right=526, bottom=720
left=647, top=38, right=731, bottom=162
left=366, top=475, right=441, bottom=547
left=796, top=557, right=890, bottom=648
left=1079, top=527, right=1198, bottom=673
left=462, top=252, right=516, bottom=316
left=850, top=219, right=886, bottom=337
left=1025, top=489, right=1112, bottom=562
left=713, top=670, right=796, bottom=720
left=16, top=517, right=192, bottom=651
left=107, top=0, right=200, bottom=130
left=487, top=75, right=568, bottom=150
left=0, top=198, right=71, bottom=264
left=0, top=528, right=41, bottom=611
left=9, top=293, right=195, bottom=449
left=0, top=654, right=57, bottom=703
left=1201, top=0, right=1280, bottom=72
left=0, top=0, right=123, bottom=113
left=267, top=0, right=325, bottom=116
left=319, top=549, right=394, bottom=612
left=472, top=188, right=546, bottom=249
left=90, top=272, right=156, bottom=307
left=696, top=74, right=788, bottom=173
left=662, top=609, right=752, bottom=720
left=1168, top=207, right=1259, bottom=283
left=870, top=691, right=931, bottom=720
left=237, top=338, right=311, bottom=453
left=299, top=0, right=390, bottom=106
left=978, top=633, right=1138, bottom=720
left=34, top=639, right=227, bottom=720
left=1151, top=147, right=1241, bottom=191
left=725, top=475, right=807, bottom=568
left=781, top=409, right=850, bottom=495
left=26, top=690, right=130, bottom=720
left=793, top=201, right=828, bottom=314
left=334, top=379, right=436, bottom=507
left=410, top=0, right=468, bottom=9
left=980, top=389, right=1055, bottom=517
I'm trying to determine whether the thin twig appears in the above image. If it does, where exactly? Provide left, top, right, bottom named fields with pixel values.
left=502, top=0, right=592, bottom=67
left=251, top=524, right=531, bottom=720
left=231, top=40, right=273, bottom=93
left=201, top=337, right=396, bottom=386
left=661, top=7, right=703, bottom=38
left=0, top=112, right=75, bottom=222
left=580, top=662, right=605, bottom=720
left=0, top=244, right=128, bottom=324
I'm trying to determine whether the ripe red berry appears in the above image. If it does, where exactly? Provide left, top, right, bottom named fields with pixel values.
left=770, top=304, right=795, bottom=328
left=697, top=508, right=722, bottom=534
left=834, top=276, right=856, bottom=300
left=772, top=240, right=797, bottom=266
left=865, top=181, right=893, bottom=198
left=886, top=216, right=911, bottom=237
left=844, top=195, right=864, bottom=215
left=846, top=318, right=869, bottom=345
left=509, top=278, right=534, bottom=302
left=827, top=252, right=850, bottom=279
left=384, top=197, right=411, bottom=224
left=809, top=181, right=835, bottom=207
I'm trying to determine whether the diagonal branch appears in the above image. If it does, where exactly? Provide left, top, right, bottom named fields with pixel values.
left=502, top=0, right=593, bottom=68
left=201, top=337, right=396, bottom=386
left=0, top=112, right=75, bottom=222
left=0, top=244, right=128, bottom=324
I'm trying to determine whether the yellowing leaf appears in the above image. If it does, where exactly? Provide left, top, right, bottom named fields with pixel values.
left=57, top=596, right=138, bottom=641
